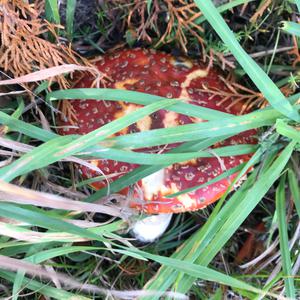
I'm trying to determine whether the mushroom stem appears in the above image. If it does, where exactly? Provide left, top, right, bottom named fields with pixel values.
left=131, top=213, right=173, bottom=242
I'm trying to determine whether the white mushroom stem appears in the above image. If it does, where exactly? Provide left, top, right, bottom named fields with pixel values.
left=131, top=213, right=173, bottom=242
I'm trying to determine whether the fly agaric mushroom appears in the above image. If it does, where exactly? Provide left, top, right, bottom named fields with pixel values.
left=59, top=48, right=257, bottom=241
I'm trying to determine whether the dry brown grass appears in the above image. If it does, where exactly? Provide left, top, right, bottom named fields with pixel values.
left=0, top=0, right=91, bottom=89
left=122, top=0, right=205, bottom=52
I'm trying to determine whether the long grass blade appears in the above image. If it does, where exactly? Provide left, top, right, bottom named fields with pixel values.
left=276, top=175, right=296, bottom=298
left=288, top=169, right=300, bottom=218
left=82, top=144, right=257, bottom=165
left=45, top=0, right=60, bottom=24
left=276, top=119, right=300, bottom=143
left=66, top=0, right=76, bottom=40
left=48, top=88, right=232, bottom=120
left=100, top=108, right=274, bottom=149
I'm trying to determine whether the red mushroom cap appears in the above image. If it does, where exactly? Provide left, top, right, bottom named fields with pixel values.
left=58, top=48, right=257, bottom=214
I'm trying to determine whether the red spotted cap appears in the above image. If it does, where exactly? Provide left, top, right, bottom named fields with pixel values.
left=58, top=48, right=257, bottom=214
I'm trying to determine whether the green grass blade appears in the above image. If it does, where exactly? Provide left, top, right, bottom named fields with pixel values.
left=281, top=21, right=300, bottom=37
left=276, top=175, right=296, bottom=298
left=0, top=203, right=103, bottom=242
left=26, top=246, right=103, bottom=264
left=45, top=0, right=60, bottom=24
left=66, top=0, right=76, bottom=40
left=0, top=111, right=56, bottom=141
left=100, top=108, right=274, bottom=149
left=82, top=144, right=257, bottom=165
left=194, top=0, right=300, bottom=122
left=11, top=98, right=24, bottom=120
left=288, top=169, right=300, bottom=218
left=276, top=119, right=300, bottom=143
left=48, top=88, right=232, bottom=120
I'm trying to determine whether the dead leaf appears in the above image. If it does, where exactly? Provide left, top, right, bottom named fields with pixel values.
left=0, top=64, right=101, bottom=86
